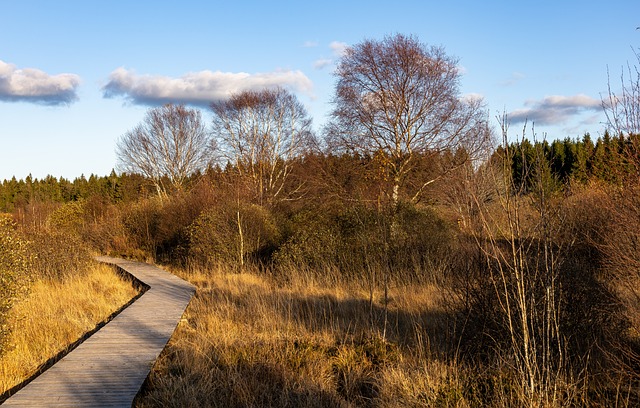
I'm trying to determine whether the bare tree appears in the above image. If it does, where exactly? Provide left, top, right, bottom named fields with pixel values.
left=328, top=34, right=491, bottom=207
left=116, top=104, right=212, bottom=197
left=211, top=87, right=315, bottom=205
left=601, top=46, right=640, bottom=376
left=459, top=116, right=570, bottom=406
left=603, top=48, right=640, bottom=137
left=326, top=34, right=491, bottom=339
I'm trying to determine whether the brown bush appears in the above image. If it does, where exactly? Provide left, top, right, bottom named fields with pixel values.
left=0, top=214, right=31, bottom=353
left=121, top=198, right=162, bottom=261
left=453, top=181, right=638, bottom=405
left=273, top=208, right=344, bottom=273
left=25, top=229, right=91, bottom=282
left=274, top=202, right=454, bottom=285
left=598, top=183, right=640, bottom=373
left=189, top=202, right=280, bottom=270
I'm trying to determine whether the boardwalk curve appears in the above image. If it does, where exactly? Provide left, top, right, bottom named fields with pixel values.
left=3, top=256, right=196, bottom=407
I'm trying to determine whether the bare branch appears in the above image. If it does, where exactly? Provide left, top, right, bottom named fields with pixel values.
left=603, top=48, right=640, bottom=137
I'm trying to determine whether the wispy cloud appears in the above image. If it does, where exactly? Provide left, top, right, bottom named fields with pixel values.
left=0, top=60, right=80, bottom=105
left=313, top=41, right=349, bottom=70
left=329, top=41, right=348, bottom=57
left=102, top=67, right=314, bottom=106
left=499, top=72, right=526, bottom=87
left=508, top=94, right=601, bottom=126
left=303, top=41, right=319, bottom=48
left=462, top=93, right=484, bottom=103
left=313, top=59, right=333, bottom=70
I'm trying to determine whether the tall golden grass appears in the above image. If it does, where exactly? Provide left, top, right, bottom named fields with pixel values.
left=134, top=266, right=472, bottom=407
left=0, top=263, right=138, bottom=394
left=135, top=262, right=639, bottom=407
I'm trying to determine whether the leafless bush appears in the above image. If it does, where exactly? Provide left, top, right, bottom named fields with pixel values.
left=603, top=48, right=640, bottom=139
left=454, top=119, right=580, bottom=406
left=121, top=197, right=162, bottom=261
left=79, top=197, right=129, bottom=255
left=598, top=184, right=640, bottom=377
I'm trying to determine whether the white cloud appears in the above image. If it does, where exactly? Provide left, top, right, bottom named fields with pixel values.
left=329, top=41, right=348, bottom=57
left=462, top=93, right=484, bottom=103
left=303, top=41, right=319, bottom=48
left=508, top=94, right=601, bottom=125
left=0, top=60, right=80, bottom=105
left=313, top=59, right=333, bottom=70
left=313, top=41, right=350, bottom=71
left=102, top=67, right=314, bottom=106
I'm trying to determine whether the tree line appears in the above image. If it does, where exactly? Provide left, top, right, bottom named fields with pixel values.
left=0, top=172, right=147, bottom=213
left=2, top=130, right=637, bottom=213
left=505, top=130, right=639, bottom=190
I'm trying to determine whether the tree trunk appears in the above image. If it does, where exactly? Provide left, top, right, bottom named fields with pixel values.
left=237, top=209, right=244, bottom=269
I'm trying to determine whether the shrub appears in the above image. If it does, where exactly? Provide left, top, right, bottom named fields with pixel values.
left=13, top=201, right=94, bottom=282
left=26, top=229, right=91, bottom=282
left=274, top=202, right=454, bottom=285
left=390, top=202, right=454, bottom=283
left=189, top=203, right=280, bottom=269
left=595, top=183, right=640, bottom=375
left=119, top=191, right=219, bottom=264
left=452, top=183, right=638, bottom=404
left=0, top=214, right=31, bottom=353
left=273, top=209, right=342, bottom=272
left=121, top=198, right=162, bottom=261
left=47, top=200, right=86, bottom=236
left=83, top=200, right=129, bottom=256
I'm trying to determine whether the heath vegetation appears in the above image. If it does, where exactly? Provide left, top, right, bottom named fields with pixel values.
left=1, top=34, right=639, bottom=406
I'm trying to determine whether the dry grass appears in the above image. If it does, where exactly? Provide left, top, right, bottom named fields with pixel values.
left=135, top=267, right=469, bottom=407
left=0, top=263, right=139, bottom=394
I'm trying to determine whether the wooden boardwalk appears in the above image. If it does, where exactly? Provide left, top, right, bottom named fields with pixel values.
left=3, top=256, right=196, bottom=407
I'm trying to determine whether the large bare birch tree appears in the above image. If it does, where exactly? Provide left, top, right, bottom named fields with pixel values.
left=211, top=87, right=314, bottom=205
left=328, top=34, right=491, bottom=206
left=116, top=104, right=212, bottom=197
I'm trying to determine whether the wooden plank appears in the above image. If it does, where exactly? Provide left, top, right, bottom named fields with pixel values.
left=3, top=256, right=195, bottom=407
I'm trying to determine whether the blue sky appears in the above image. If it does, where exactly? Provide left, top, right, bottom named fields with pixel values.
left=1, top=0, right=638, bottom=180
